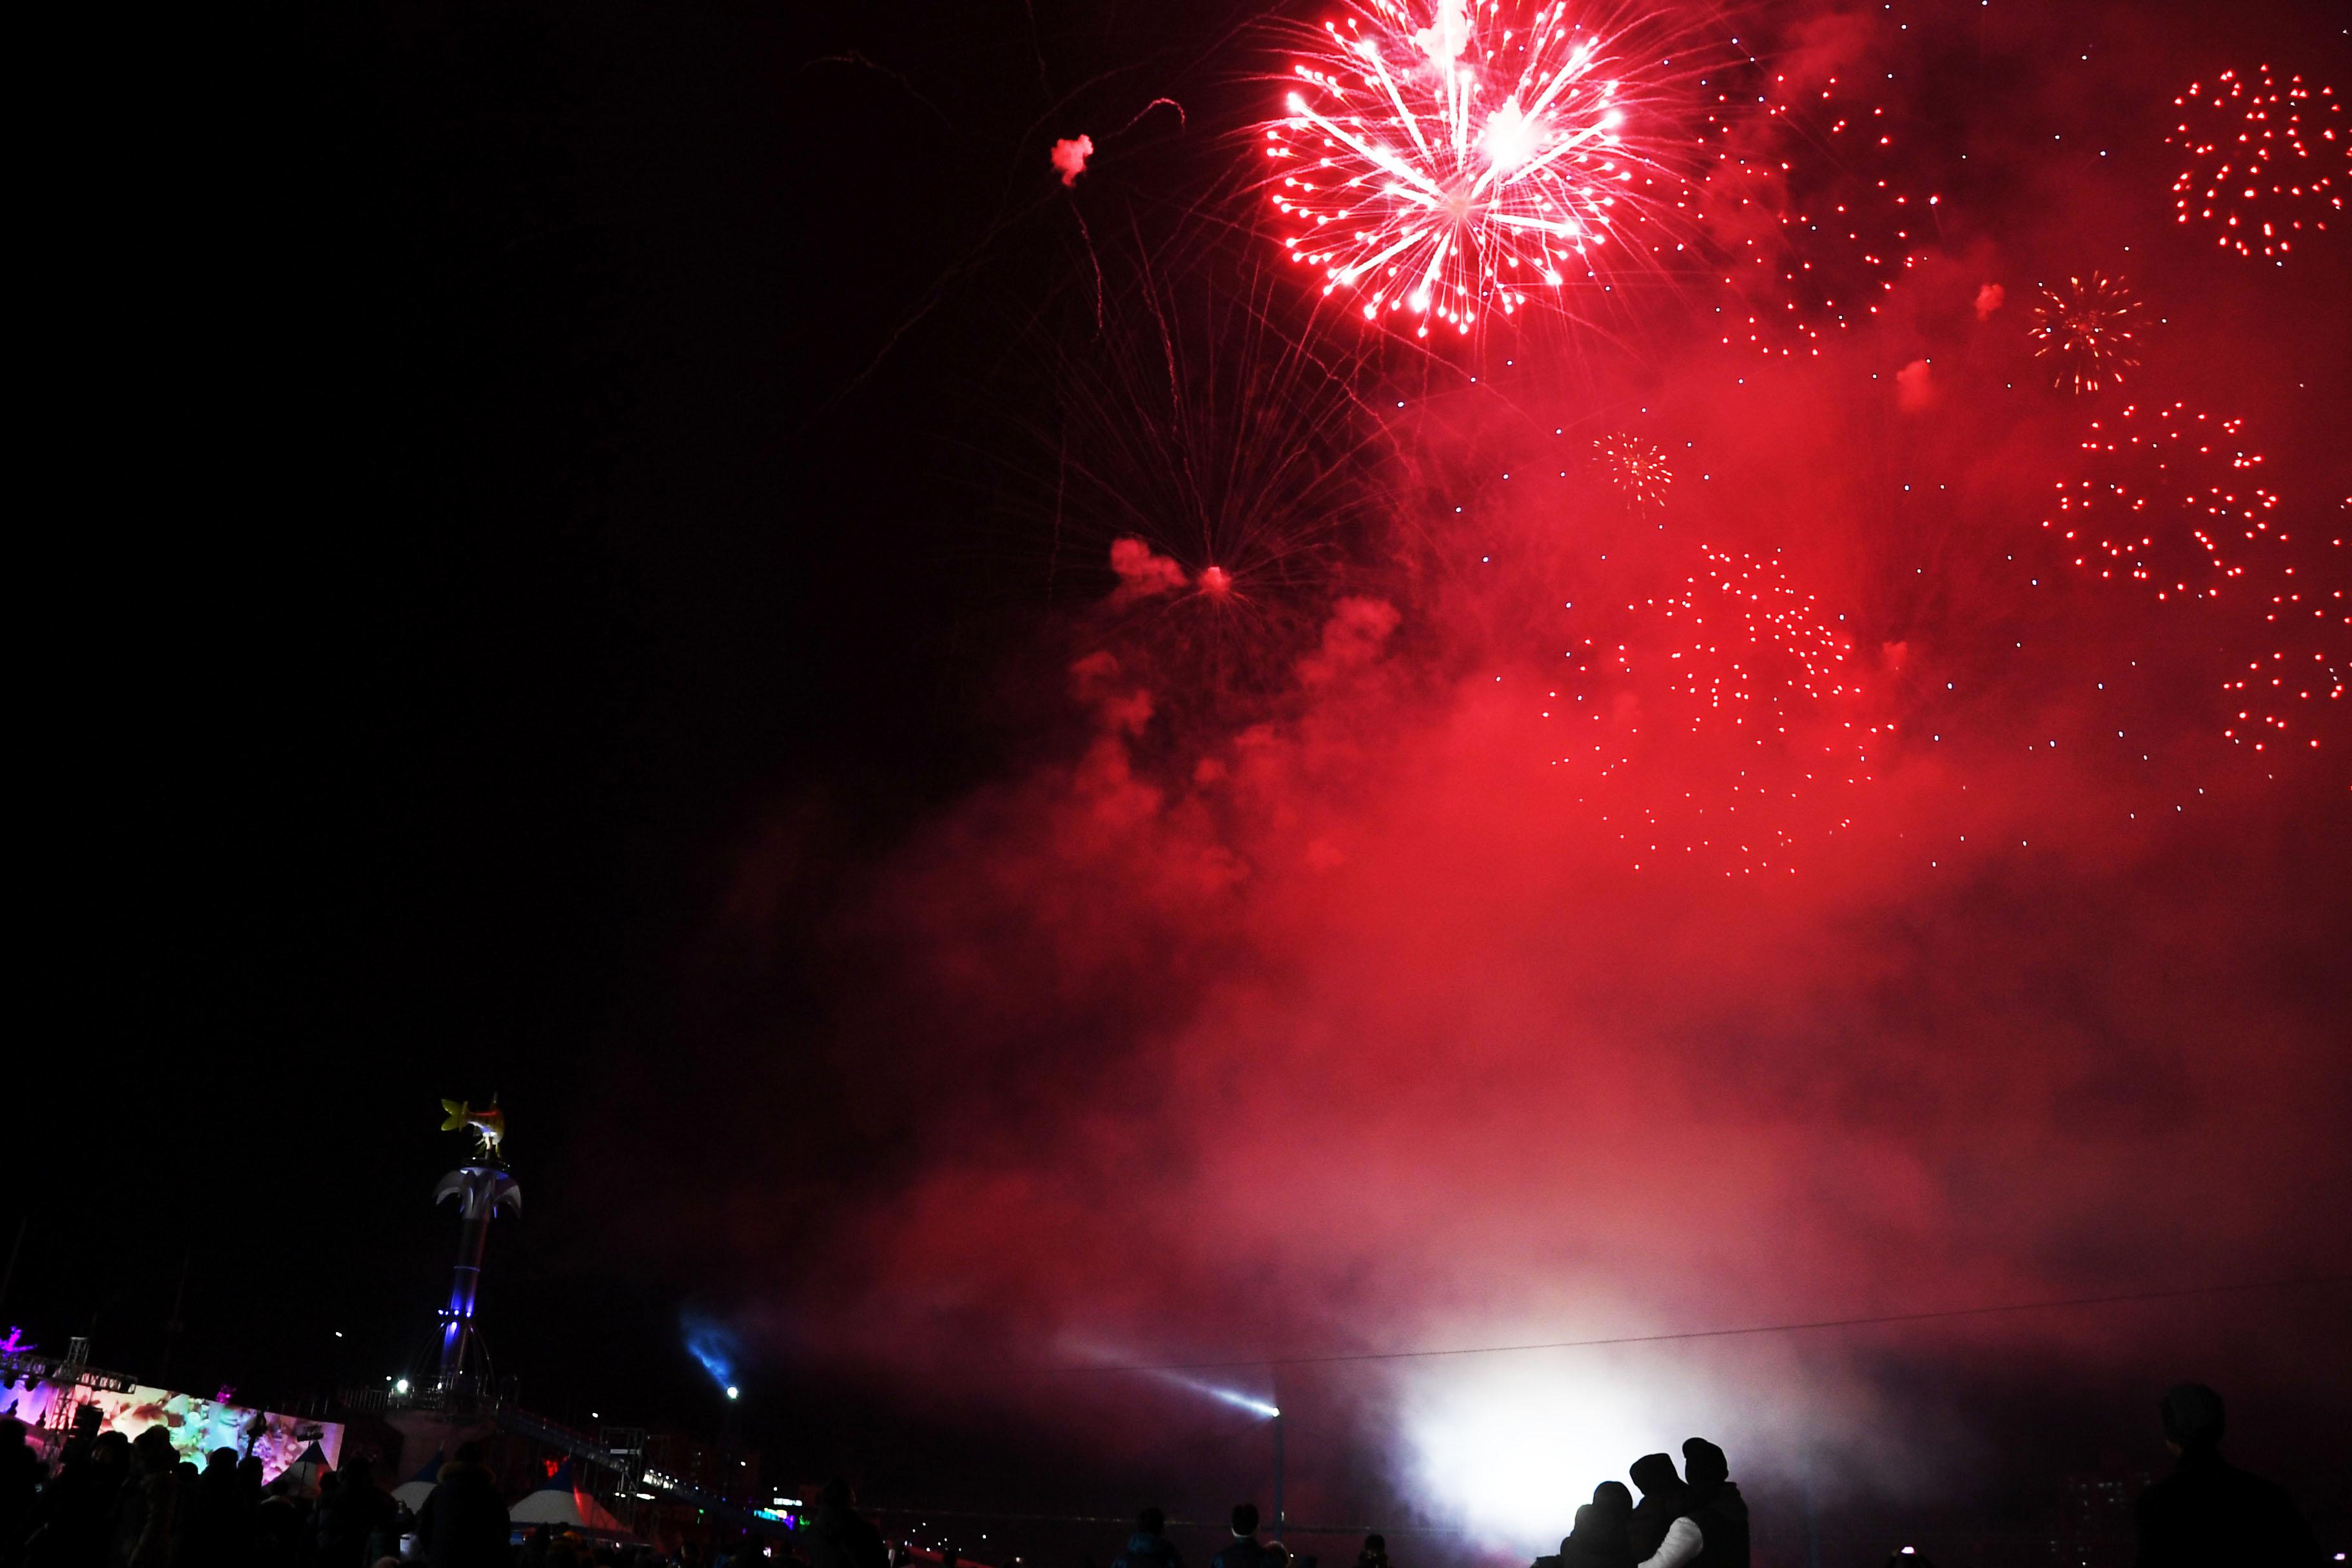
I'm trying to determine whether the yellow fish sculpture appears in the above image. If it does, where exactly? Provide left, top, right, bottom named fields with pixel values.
left=439, top=1098, right=506, bottom=1157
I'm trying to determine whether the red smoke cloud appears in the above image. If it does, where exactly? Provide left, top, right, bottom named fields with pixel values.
left=1052, top=134, right=1094, bottom=187
left=739, top=317, right=2347, bottom=1532
left=1108, top=536, right=1190, bottom=601
left=671, top=0, right=2352, bottom=1542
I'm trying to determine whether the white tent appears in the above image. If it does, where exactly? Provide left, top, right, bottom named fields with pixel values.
left=393, top=1452, right=445, bottom=1513
left=508, top=1462, right=635, bottom=1541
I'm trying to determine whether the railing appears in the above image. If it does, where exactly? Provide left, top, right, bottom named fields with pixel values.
left=331, top=1387, right=631, bottom=1478
left=1, top=1351, right=138, bottom=1396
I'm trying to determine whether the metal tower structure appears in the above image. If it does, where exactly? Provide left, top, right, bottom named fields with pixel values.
left=431, top=1101, right=520, bottom=1398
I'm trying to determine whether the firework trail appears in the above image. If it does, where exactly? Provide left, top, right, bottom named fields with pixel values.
left=2028, top=273, right=2144, bottom=396
left=2167, top=68, right=2345, bottom=262
left=1261, top=0, right=1701, bottom=338
left=1014, top=259, right=1402, bottom=722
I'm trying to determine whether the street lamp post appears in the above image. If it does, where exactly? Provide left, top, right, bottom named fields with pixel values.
left=1271, top=1409, right=1285, bottom=1543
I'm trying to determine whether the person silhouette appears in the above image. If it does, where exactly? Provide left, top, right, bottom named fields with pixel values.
left=1636, top=1439, right=1747, bottom=1568
left=1626, top=1456, right=1685, bottom=1562
left=1115, top=1508, right=1182, bottom=1568
left=1560, top=1482, right=1634, bottom=1568
left=2133, top=1382, right=2320, bottom=1566
left=1212, top=1504, right=1276, bottom=1568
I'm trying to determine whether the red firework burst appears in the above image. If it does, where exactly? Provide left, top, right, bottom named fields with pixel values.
left=1692, top=43, right=1934, bottom=357
left=2043, top=402, right=2279, bottom=602
left=2044, top=407, right=2349, bottom=764
left=1262, top=0, right=1694, bottom=338
left=2027, top=273, right=2144, bottom=396
left=1545, top=544, right=1890, bottom=873
left=2166, top=67, right=2346, bottom=262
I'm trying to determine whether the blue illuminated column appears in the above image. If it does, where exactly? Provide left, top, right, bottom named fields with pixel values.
left=432, top=1164, right=521, bottom=1394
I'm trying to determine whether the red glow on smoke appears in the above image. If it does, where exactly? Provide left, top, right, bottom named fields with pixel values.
left=662, top=2, right=2352, bottom=1536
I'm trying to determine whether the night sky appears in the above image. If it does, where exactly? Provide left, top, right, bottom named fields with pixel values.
left=17, top=0, right=2351, bottom=1555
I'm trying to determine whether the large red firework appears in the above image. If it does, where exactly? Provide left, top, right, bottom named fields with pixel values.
left=1262, top=0, right=1695, bottom=338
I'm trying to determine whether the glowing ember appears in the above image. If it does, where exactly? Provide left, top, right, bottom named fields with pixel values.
left=2028, top=273, right=2144, bottom=396
left=2166, top=67, right=2345, bottom=262
left=1262, top=0, right=1681, bottom=338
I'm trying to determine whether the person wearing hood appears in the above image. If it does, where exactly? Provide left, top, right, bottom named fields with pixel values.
left=1625, top=1456, right=1686, bottom=1562
left=2133, top=1382, right=2320, bottom=1566
left=1113, top=1508, right=1183, bottom=1568
left=1558, top=1483, right=1635, bottom=1568
left=415, top=1442, right=510, bottom=1568
left=1634, top=1439, right=1747, bottom=1568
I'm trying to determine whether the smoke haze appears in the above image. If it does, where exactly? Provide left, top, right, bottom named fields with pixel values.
left=640, top=0, right=2351, bottom=1544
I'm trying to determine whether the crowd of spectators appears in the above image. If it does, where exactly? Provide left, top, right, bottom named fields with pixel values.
left=0, top=1381, right=2326, bottom=1568
left=0, top=1418, right=798, bottom=1568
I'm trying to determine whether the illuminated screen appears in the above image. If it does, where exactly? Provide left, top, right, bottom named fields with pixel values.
left=0, top=1377, right=343, bottom=1482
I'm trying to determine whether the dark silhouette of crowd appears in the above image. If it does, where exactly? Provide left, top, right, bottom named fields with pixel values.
left=0, top=1415, right=789, bottom=1568
left=1520, top=1389, right=2324, bottom=1567
left=1529, top=1437, right=1745, bottom=1568
left=0, top=1380, right=2330, bottom=1568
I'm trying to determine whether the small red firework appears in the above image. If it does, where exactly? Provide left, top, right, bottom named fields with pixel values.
left=2027, top=273, right=2143, bottom=395
left=2166, top=67, right=2345, bottom=261
left=1590, top=431, right=1672, bottom=507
